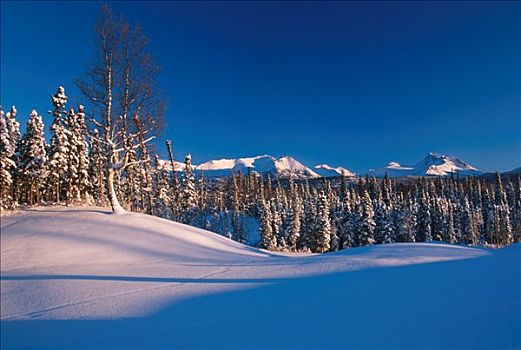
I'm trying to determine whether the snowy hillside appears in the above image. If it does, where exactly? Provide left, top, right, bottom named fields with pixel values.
left=369, top=152, right=482, bottom=177
left=1, top=207, right=519, bottom=349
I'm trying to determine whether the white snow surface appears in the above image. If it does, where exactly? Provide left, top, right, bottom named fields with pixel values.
left=1, top=207, right=519, bottom=349
left=370, top=152, right=482, bottom=177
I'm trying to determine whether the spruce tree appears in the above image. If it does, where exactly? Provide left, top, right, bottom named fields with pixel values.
left=416, top=190, right=432, bottom=242
left=153, top=154, right=172, bottom=218
left=287, top=193, right=302, bottom=251
left=48, top=86, right=69, bottom=203
left=75, top=105, right=91, bottom=201
left=494, top=173, right=513, bottom=245
left=354, top=190, right=375, bottom=246
left=180, top=154, right=198, bottom=223
left=374, top=200, right=394, bottom=244
left=260, top=199, right=277, bottom=250
left=395, top=203, right=415, bottom=243
left=6, top=106, right=21, bottom=203
left=299, top=195, right=317, bottom=251
left=6, top=106, right=20, bottom=154
left=19, top=110, right=48, bottom=205
left=444, top=203, right=457, bottom=244
left=461, top=196, right=478, bottom=245
left=0, top=109, right=16, bottom=210
left=315, top=190, right=332, bottom=253
left=512, top=176, right=521, bottom=242
left=270, top=197, right=284, bottom=248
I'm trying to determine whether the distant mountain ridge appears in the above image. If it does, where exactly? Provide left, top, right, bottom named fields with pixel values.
left=160, top=155, right=355, bottom=179
left=368, top=152, right=482, bottom=177
left=158, top=152, right=503, bottom=179
left=194, top=155, right=321, bottom=179
left=314, top=164, right=356, bottom=178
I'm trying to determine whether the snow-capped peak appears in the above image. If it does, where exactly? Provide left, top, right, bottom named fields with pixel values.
left=417, top=152, right=478, bottom=176
left=369, top=153, right=481, bottom=177
left=274, top=156, right=320, bottom=179
left=167, top=155, right=322, bottom=179
left=314, top=164, right=356, bottom=177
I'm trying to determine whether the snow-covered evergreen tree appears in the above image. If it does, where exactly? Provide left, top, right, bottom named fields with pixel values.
left=74, top=105, right=91, bottom=201
left=374, top=200, right=394, bottom=244
left=48, top=86, right=69, bottom=203
left=314, top=190, right=332, bottom=253
left=494, top=173, right=513, bottom=245
left=5, top=106, right=21, bottom=204
left=18, top=110, right=48, bottom=205
left=230, top=174, right=245, bottom=242
left=430, top=198, right=445, bottom=242
left=260, top=199, right=277, bottom=250
left=299, top=193, right=317, bottom=251
left=444, top=203, right=457, bottom=244
left=286, top=192, right=302, bottom=251
left=64, top=108, right=81, bottom=203
left=0, top=109, right=17, bottom=210
left=512, top=177, right=521, bottom=243
left=354, top=190, right=375, bottom=246
left=394, top=202, right=416, bottom=243
left=153, top=154, right=172, bottom=218
left=460, top=196, right=478, bottom=245
left=6, top=106, right=21, bottom=154
left=180, top=154, right=198, bottom=223
left=270, top=197, right=284, bottom=248
left=416, top=189, right=432, bottom=242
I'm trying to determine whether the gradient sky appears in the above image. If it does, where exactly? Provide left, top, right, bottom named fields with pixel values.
left=1, top=1, right=520, bottom=173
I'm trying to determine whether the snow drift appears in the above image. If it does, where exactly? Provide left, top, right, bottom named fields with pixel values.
left=1, top=207, right=519, bottom=349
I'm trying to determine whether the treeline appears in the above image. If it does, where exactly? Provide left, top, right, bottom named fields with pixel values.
left=1, top=95, right=520, bottom=251
left=251, top=173, right=519, bottom=251
left=159, top=167, right=520, bottom=252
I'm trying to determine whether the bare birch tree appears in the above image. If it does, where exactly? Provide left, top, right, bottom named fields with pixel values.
left=76, top=4, right=165, bottom=213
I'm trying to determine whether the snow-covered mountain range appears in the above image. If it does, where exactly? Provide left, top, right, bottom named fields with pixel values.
left=368, top=152, right=482, bottom=177
left=160, top=152, right=486, bottom=179
left=314, top=164, right=357, bottom=178
left=197, top=155, right=320, bottom=179
left=160, top=155, right=356, bottom=179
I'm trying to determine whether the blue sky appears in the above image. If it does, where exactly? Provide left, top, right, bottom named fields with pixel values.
left=1, top=1, right=520, bottom=172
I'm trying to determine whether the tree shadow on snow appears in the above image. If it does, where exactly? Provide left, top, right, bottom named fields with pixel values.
left=22, top=207, right=112, bottom=215
left=1, top=247, right=520, bottom=350
left=0, top=274, right=292, bottom=284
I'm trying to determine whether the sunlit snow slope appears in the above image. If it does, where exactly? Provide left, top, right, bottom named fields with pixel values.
left=1, top=207, right=519, bottom=349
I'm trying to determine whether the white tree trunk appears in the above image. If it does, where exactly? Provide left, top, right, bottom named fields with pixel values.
left=107, top=166, right=125, bottom=215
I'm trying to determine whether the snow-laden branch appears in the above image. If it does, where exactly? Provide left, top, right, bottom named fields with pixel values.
left=113, top=135, right=155, bottom=154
